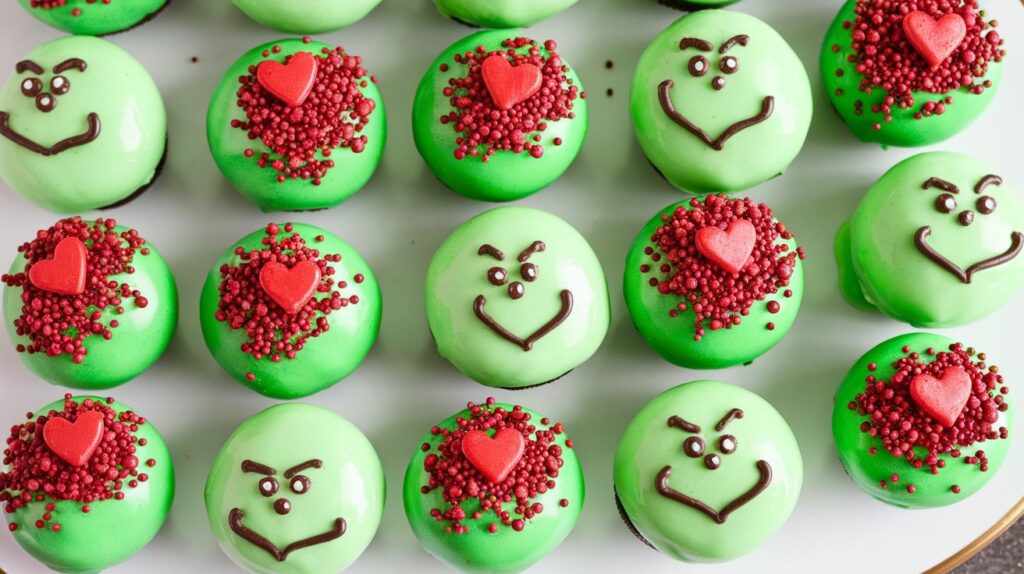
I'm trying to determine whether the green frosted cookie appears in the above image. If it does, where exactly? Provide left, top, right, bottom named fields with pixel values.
left=631, top=10, right=811, bottom=194
left=0, top=37, right=167, bottom=213
left=660, top=0, right=742, bottom=10
left=614, top=381, right=802, bottom=562
left=413, top=30, right=587, bottom=201
left=836, top=152, right=1024, bottom=327
left=822, top=0, right=1004, bottom=147
left=205, top=403, right=385, bottom=574
left=233, top=0, right=382, bottom=34
left=2, top=396, right=175, bottom=574
left=199, top=223, right=381, bottom=399
left=425, top=207, right=609, bottom=389
left=624, top=196, right=804, bottom=369
left=2, top=217, right=178, bottom=390
left=207, top=38, right=386, bottom=212
left=833, top=333, right=1012, bottom=509
left=17, top=0, right=167, bottom=36
left=403, top=399, right=584, bottom=574
left=432, top=0, right=577, bottom=28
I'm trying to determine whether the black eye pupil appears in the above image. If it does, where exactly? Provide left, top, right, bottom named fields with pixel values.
left=487, top=267, right=508, bottom=286
left=259, top=477, right=278, bottom=497
left=683, top=436, right=705, bottom=457
left=21, top=78, right=41, bottom=97
left=688, top=56, right=708, bottom=77
left=977, top=196, right=997, bottom=215
left=521, top=263, right=538, bottom=282
left=51, top=75, right=69, bottom=95
left=721, top=56, right=739, bottom=74
left=935, top=194, right=957, bottom=213
left=290, top=475, right=311, bottom=494
left=718, top=435, right=737, bottom=454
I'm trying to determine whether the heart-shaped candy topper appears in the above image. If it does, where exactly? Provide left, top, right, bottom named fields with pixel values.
left=903, top=11, right=967, bottom=69
left=42, top=410, right=105, bottom=467
left=461, top=428, right=526, bottom=484
left=910, top=366, right=972, bottom=427
left=481, top=55, right=543, bottom=111
left=28, top=236, right=87, bottom=296
left=257, top=51, right=318, bottom=108
left=259, top=260, right=322, bottom=315
left=696, top=219, right=757, bottom=275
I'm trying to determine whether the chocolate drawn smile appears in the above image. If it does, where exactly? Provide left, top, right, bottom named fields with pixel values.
left=473, top=289, right=573, bottom=351
left=914, top=226, right=1024, bottom=284
left=228, top=508, right=345, bottom=562
left=655, top=460, right=772, bottom=524
left=657, top=80, right=773, bottom=151
left=0, top=111, right=100, bottom=156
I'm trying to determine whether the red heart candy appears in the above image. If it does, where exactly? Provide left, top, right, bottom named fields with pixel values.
left=43, top=410, right=105, bottom=467
left=481, top=55, right=543, bottom=111
left=461, top=428, right=526, bottom=484
left=903, top=11, right=967, bottom=69
left=28, top=236, right=87, bottom=295
left=257, top=52, right=319, bottom=108
left=910, top=366, right=971, bottom=427
left=696, top=219, right=757, bottom=275
left=259, top=260, right=322, bottom=315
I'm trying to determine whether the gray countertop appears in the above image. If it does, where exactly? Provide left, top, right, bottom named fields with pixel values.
left=959, top=518, right=1024, bottom=573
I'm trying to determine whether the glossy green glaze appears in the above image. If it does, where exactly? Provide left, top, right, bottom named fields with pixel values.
left=433, top=0, right=577, bottom=28
left=425, top=207, right=609, bottom=388
left=16, top=0, right=167, bottom=36
left=207, top=39, right=386, bottom=212
left=614, top=381, right=802, bottom=562
left=0, top=37, right=167, bottom=213
left=233, top=0, right=382, bottom=34
left=833, top=333, right=1013, bottom=509
left=661, top=0, right=742, bottom=9
left=206, top=403, right=385, bottom=574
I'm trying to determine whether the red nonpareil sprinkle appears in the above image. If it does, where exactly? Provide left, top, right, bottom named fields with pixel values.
left=441, top=37, right=579, bottom=162
left=30, top=0, right=115, bottom=10
left=1, top=217, right=148, bottom=362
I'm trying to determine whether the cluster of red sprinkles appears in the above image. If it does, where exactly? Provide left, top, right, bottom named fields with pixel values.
left=850, top=343, right=1009, bottom=492
left=835, top=0, right=1004, bottom=131
left=421, top=398, right=571, bottom=535
left=641, top=195, right=803, bottom=341
left=1, top=395, right=154, bottom=533
left=30, top=0, right=110, bottom=17
left=233, top=37, right=377, bottom=185
left=440, top=38, right=582, bottom=162
left=1, top=217, right=149, bottom=364
left=215, top=223, right=360, bottom=363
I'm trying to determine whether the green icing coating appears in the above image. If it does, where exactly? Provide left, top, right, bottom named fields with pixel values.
left=836, top=152, right=1024, bottom=327
left=661, top=0, right=742, bottom=9
left=631, top=10, right=811, bottom=194
left=425, top=207, right=610, bottom=388
left=3, top=225, right=179, bottom=390
left=205, top=403, right=385, bottom=574
left=232, top=0, right=382, bottom=34
left=3, top=396, right=175, bottom=574
left=16, top=0, right=167, bottom=36
left=833, top=333, right=1013, bottom=509
left=432, top=0, right=578, bottom=28
left=614, top=381, right=802, bottom=562
left=623, top=200, right=804, bottom=369
left=207, top=39, right=387, bottom=212
left=821, top=0, right=1002, bottom=147
left=199, top=223, right=381, bottom=399
left=0, top=37, right=167, bottom=213
left=402, top=403, right=584, bottom=574
left=412, top=29, right=588, bottom=202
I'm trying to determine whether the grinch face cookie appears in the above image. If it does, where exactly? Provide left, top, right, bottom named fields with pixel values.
left=836, top=152, right=1024, bottom=327
left=0, top=37, right=167, bottom=213
left=632, top=10, right=812, bottom=194
left=432, top=0, right=578, bottom=28
left=206, top=403, right=385, bottom=574
left=425, top=207, right=610, bottom=389
left=834, top=333, right=1012, bottom=508
left=232, top=0, right=382, bottom=34
left=17, top=0, right=168, bottom=36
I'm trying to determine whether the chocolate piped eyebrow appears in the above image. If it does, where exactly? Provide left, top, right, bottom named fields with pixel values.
left=478, top=244, right=505, bottom=261
left=975, top=174, right=1003, bottom=194
left=679, top=38, right=714, bottom=52
left=517, top=241, right=546, bottom=262
left=719, top=35, right=750, bottom=54
left=16, top=60, right=44, bottom=75
left=53, top=58, right=87, bottom=74
left=715, top=408, right=744, bottom=431
left=241, top=460, right=276, bottom=475
left=284, top=459, right=323, bottom=478
left=922, top=177, right=959, bottom=194
left=667, top=415, right=701, bottom=434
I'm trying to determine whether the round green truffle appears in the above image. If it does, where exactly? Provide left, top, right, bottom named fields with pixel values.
left=631, top=10, right=811, bottom=194
left=835, top=152, right=1024, bottom=327
left=232, top=0, right=382, bottom=34
left=16, top=0, right=167, bottom=36
left=205, top=403, right=385, bottom=574
left=614, top=380, right=803, bottom=562
left=432, top=0, right=578, bottom=28
left=425, top=207, right=609, bottom=389
left=0, top=37, right=167, bottom=213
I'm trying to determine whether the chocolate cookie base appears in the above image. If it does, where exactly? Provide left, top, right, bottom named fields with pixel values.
left=101, top=140, right=167, bottom=210
left=614, top=489, right=658, bottom=550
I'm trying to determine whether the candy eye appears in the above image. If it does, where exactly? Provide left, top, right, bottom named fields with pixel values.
left=290, top=475, right=311, bottom=495
left=720, top=56, right=739, bottom=74
left=718, top=435, right=737, bottom=455
left=258, top=477, right=278, bottom=497
left=688, top=56, right=709, bottom=77
left=21, top=77, right=42, bottom=98
left=487, top=267, right=508, bottom=286
left=683, top=436, right=705, bottom=458
left=50, top=75, right=70, bottom=95
left=521, top=263, right=538, bottom=282
left=935, top=193, right=957, bottom=214
left=977, top=196, right=997, bottom=215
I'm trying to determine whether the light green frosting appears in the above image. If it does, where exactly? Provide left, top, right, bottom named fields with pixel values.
left=4, top=396, right=175, bottom=574
left=207, top=39, right=386, bottom=212
left=205, top=403, right=385, bottom=574
left=412, top=29, right=588, bottom=202
left=623, top=200, right=804, bottom=369
left=631, top=10, right=812, bottom=194
left=836, top=152, right=1024, bottom=327
left=16, top=0, right=167, bottom=36
left=821, top=0, right=1002, bottom=147
left=833, top=333, right=1013, bottom=509
left=662, top=0, right=742, bottom=8
left=403, top=403, right=584, bottom=574
left=232, top=0, right=382, bottom=34
left=425, top=207, right=610, bottom=388
left=3, top=225, right=179, bottom=390
left=199, top=223, right=381, bottom=399
left=614, top=381, right=803, bottom=562
left=432, top=0, right=577, bottom=28
left=0, top=37, right=167, bottom=213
